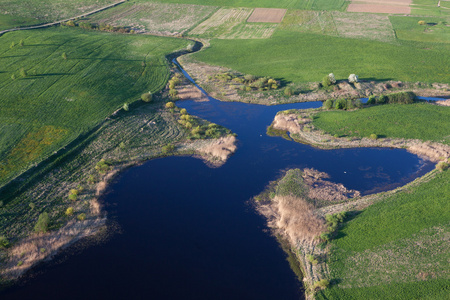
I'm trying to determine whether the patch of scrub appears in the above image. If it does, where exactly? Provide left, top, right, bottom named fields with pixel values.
left=88, top=2, right=218, bottom=35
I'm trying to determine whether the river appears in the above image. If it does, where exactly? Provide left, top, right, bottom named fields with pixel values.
left=0, top=65, right=435, bottom=299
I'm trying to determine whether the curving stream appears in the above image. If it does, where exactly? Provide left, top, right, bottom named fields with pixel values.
left=1, top=60, right=435, bottom=300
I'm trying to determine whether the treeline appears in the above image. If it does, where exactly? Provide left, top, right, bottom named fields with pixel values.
left=323, top=91, right=416, bottom=110
left=62, top=20, right=135, bottom=34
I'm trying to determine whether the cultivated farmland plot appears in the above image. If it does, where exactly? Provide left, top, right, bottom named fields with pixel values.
left=188, top=7, right=278, bottom=39
left=347, top=0, right=412, bottom=14
left=247, top=8, right=287, bottom=23
left=0, top=0, right=119, bottom=29
left=87, top=2, right=217, bottom=35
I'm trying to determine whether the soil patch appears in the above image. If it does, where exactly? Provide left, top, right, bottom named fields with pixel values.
left=247, top=8, right=287, bottom=23
left=348, top=3, right=411, bottom=14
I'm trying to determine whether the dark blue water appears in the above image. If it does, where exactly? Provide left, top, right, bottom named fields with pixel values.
left=1, top=73, right=435, bottom=300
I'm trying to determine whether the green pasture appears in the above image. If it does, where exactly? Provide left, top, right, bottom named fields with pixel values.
left=391, top=16, right=450, bottom=43
left=192, top=30, right=450, bottom=84
left=316, top=170, right=450, bottom=299
left=0, top=27, right=188, bottom=188
left=148, top=0, right=348, bottom=10
left=312, top=103, right=450, bottom=144
left=411, top=0, right=450, bottom=17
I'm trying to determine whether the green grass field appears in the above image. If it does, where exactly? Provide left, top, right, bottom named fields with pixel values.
left=312, top=103, right=450, bottom=144
left=0, top=0, right=119, bottom=29
left=148, top=0, right=348, bottom=10
left=316, top=169, right=450, bottom=299
left=192, top=29, right=450, bottom=84
left=0, top=27, right=188, bottom=188
left=390, top=16, right=450, bottom=43
left=411, top=0, right=450, bottom=17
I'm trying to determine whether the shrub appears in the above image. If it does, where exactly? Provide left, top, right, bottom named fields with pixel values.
left=62, top=52, right=67, bottom=60
left=313, top=279, right=330, bottom=290
left=68, top=189, right=78, bottom=201
left=19, top=39, right=24, bottom=47
left=34, top=212, right=50, bottom=233
left=29, top=203, right=35, bottom=210
left=191, top=126, right=202, bottom=135
left=10, top=42, right=15, bottom=49
left=367, top=95, right=376, bottom=105
left=244, top=74, right=256, bottom=82
left=322, top=75, right=332, bottom=87
left=0, top=236, right=10, bottom=248
left=122, top=103, right=129, bottom=111
left=284, top=87, right=293, bottom=96
left=369, top=133, right=378, bottom=140
left=386, top=91, right=415, bottom=104
left=354, top=99, right=363, bottom=109
left=77, top=213, right=86, bottom=221
left=334, top=98, right=347, bottom=110
left=165, top=101, right=175, bottom=109
left=20, top=68, right=27, bottom=78
left=377, top=95, right=387, bottom=104
left=65, top=207, right=74, bottom=216
left=169, top=89, right=178, bottom=100
left=418, top=20, right=426, bottom=25
left=95, top=159, right=110, bottom=174
left=348, top=74, right=359, bottom=83
left=11, top=74, right=16, bottom=80
left=162, top=144, right=175, bottom=153
left=65, top=20, right=75, bottom=27
left=306, top=254, right=318, bottom=265
left=180, top=108, right=187, bottom=115
left=141, top=92, right=152, bottom=102
left=323, top=99, right=334, bottom=109
left=436, top=161, right=449, bottom=171
left=346, top=99, right=354, bottom=110
left=87, top=174, right=96, bottom=184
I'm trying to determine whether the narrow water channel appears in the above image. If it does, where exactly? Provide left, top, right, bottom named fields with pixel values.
left=1, top=64, right=435, bottom=299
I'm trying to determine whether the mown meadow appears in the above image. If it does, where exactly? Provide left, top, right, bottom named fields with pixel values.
left=312, top=103, right=450, bottom=144
left=0, top=27, right=188, bottom=188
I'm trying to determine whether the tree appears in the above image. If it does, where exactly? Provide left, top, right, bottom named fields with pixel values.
left=65, top=207, right=74, bottom=216
left=20, top=68, right=27, bottom=78
left=141, top=92, right=152, bottom=102
left=10, top=42, right=15, bottom=49
left=165, top=101, right=175, bottom=109
left=348, top=74, right=359, bottom=83
left=284, top=87, right=293, bottom=96
left=322, top=75, right=332, bottom=87
left=180, top=108, right=187, bottom=115
left=123, top=103, right=129, bottom=111
left=328, top=73, right=336, bottom=84
left=323, top=99, right=333, bottom=109
left=34, top=212, right=50, bottom=233
left=77, top=213, right=86, bottom=221
left=19, top=39, right=24, bottom=47
left=62, top=52, right=67, bottom=60
left=11, top=74, right=16, bottom=80
left=0, top=236, right=10, bottom=248
left=367, top=95, right=376, bottom=105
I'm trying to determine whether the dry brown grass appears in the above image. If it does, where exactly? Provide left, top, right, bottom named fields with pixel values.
left=197, top=135, right=237, bottom=161
left=272, top=114, right=301, bottom=134
left=247, top=8, right=287, bottom=23
left=259, top=195, right=326, bottom=246
left=2, top=218, right=106, bottom=280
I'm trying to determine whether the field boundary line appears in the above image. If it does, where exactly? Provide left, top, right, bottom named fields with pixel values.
left=0, top=0, right=126, bottom=36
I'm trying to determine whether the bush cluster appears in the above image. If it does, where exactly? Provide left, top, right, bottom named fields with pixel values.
left=322, top=98, right=362, bottom=110
left=95, top=159, right=110, bottom=174
left=319, top=212, right=346, bottom=243
left=214, top=72, right=280, bottom=92
left=34, top=212, right=50, bottom=233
